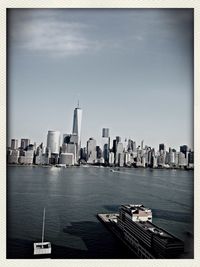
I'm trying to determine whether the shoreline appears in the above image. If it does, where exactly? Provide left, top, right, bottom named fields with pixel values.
left=7, top=164, right=194, bottom=171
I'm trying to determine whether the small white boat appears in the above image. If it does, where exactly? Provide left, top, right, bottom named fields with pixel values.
left=33, top=208, right=51, bottom=255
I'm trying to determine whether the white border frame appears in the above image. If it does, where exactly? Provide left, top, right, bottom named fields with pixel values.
left=1, top=1, right=199, bottom=267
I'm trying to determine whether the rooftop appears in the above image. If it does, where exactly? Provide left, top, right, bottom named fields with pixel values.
left=121, top=204, right=152, bottom=213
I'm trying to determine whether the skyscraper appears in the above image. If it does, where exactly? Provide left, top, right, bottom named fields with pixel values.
left=46, top=130, right=60, bottom=154
left=159, top=143, right=165, bottom=152
left=102, top=128, right=110, bottom=164
left=11, top=139, right=18, bottom=150
left=63, top=133, right=79, bottom=163
left=102, top=128, right=109, bottom=138
left=20, top=138, right=30, bottom=150
left=87, top=137, right=97, bottom=164
left=180, top=145, right=188, bottom=157
left=72, top=103, right=82, bottom=148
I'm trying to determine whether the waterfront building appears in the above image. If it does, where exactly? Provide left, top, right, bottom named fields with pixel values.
left=66, top=143, right=77, bottom=163
left=170, top=152, right=176, bottom=166
left=103, top=143, right=109, bottom=163
left=63, top=133, right=78, bottom=163
left=60, top=153, right=74, bottom=166
left=11, top=139, right=18, bottom=150
left=141, top=156, right=146, bottom=167
left=96, top=157, right=105, bottom=164
left=87, top=138, right=97, bottom=164
left=133, top=141, right=137, bottom=152
left=72, top=103, right=82, bottom=150
left=188, top=151, right=194, bottom=167
left=152, top=155, right=158, bottom=168
left=47, top=130, right=60, bottom=154
left=147, top=150, right=152, bottom=166
left=80, top=147, right=87, bottom=162
left=109, top=152, right=115, bottom=165
left=7, top=149, right=19, bottom=164
left=157, top=153, right=165, bottom=167
left=165, top=151, right=170, bottom=165
left=35, top=143, right=45, bottom=155
left=118, top=152, right=124, bottom=167
left=117, top=204, right=184, bottom=259
left=115, top=142, right=123, bottom=165
left=112, top=139, right=117, bottom=154
left=178, top=152, right=187, bottom=167
left=175, top=152, right=179, bottom=167
left=20, top=138, right=30, bottom=150
left=96, top=146, right=103, bottom=159
left=127, top=139, right=134, bottom=152
left=49, top=153, right=59, bottom=165
left=169, top=148, right=175, bottom=166
left=124, top=152, right=131, bottom=166
left=35, top=153, right=49, bottom=165
left=19, top=150, right=34, bottom=164
left=180, top=145, right=188, bottom=157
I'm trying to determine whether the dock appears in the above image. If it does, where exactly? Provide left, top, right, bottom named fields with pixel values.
left=97, top=213, right=118, bottom=223
left=97, top=213, right=139, bottom=257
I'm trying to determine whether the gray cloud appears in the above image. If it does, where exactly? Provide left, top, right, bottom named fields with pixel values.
left=10, top=11, right=102, bottom=56
left=8, top=8, right=193, bottom=58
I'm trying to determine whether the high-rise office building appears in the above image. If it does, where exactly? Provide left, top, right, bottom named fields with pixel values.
left=102, top=128, right=110, bottom=164
left=102, top=128, right=109, bottom=138
left=46, top=130, right=60, bottom=154
left=72, top=103, right=82, bottom=148
left=87, top=138, right=97, bottom=164
left=141, top=140, right=144, bottom=150
left=63, top=134, right=78, bottom=145
left=133, top=141, right=137, bottom=152
left=11, top=139, right=18, bottom=150
left=178, top=152, right=187, bottom=167
left=112, top=136, right=121, bottom=155
left=20, top=139, right=30, bottom=150
left=116, top=136, right=121, bottom=143
left=127, top=139, right=134, bottom=152
left=115, top=142, right=124, bottom=165
left=96, top=146, right=103, bottom=159
left=63, top=133, right=78, bottom=163
left=159, top=143, right=165, bottom=152
left=180, top=145, right=188, bottom=157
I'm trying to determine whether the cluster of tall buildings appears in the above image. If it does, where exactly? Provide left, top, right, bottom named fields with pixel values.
left=7, top=105, right=194, bottom=169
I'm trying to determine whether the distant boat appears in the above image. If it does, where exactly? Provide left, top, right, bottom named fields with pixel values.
left=33, top=208, right=51, bottom=256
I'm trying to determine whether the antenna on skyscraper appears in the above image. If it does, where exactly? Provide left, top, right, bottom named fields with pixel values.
left=77, top=99, right=79, bottom=108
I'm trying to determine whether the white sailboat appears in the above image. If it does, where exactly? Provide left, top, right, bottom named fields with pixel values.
left=33, top=208, right=51, bottom=255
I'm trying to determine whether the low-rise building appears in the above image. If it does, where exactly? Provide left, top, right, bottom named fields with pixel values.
left=60, top=153, right=74, bottom=166
left=7, top=149, right=19, bottom=164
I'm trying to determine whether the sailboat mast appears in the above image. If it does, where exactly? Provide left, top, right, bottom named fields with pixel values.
left=42, top=208, right=45, bottom=243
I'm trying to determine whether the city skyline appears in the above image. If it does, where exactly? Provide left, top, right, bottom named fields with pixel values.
left=7, top=8, right=193, bottom=151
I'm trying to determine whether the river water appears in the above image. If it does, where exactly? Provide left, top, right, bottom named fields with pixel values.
left=7, top=166, right=194, bottom=259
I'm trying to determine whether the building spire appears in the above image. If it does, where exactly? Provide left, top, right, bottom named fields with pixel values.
left=77, top=99, right=79, bottom=108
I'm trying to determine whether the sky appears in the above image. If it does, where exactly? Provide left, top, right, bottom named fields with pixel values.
left=7, top=8, right=194, bottom=151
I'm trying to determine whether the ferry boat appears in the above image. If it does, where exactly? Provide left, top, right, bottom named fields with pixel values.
left=97, top=204, right=184, bottom=259
left=33, top=208, right=51, bottom=256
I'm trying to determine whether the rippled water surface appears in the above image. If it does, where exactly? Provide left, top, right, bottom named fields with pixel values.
left=7, top=166, right=194, bottom=259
